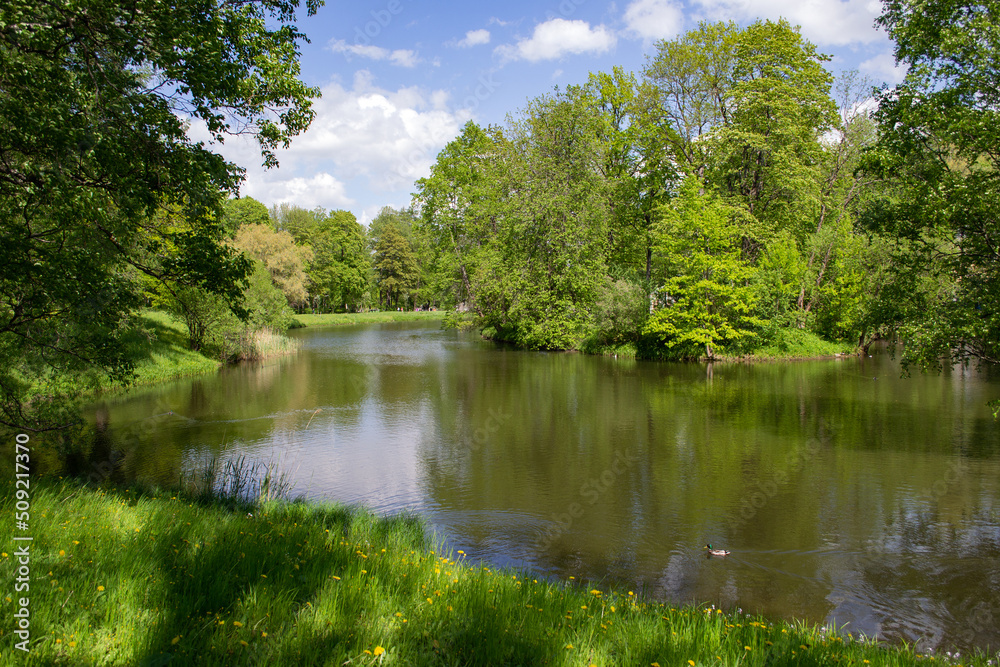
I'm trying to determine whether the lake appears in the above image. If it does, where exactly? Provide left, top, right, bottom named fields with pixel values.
left=81, top=320, right=1000, bottom=654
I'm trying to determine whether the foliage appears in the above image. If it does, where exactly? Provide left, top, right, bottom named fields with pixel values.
left=644, top=177, right=762, bottom=359
left=0, top=0, right=321, bottom=429
left=270, top=203, right=325, bottom=245
left=590, top=278, right=649, bottom=346
left=222, top=197, right=271, bottom=236
left=374, top=225, right=420, bottom=309
left=232, top=223, right=313, bottom=307
left=307, top=210, right=371, bottom=312
left=864, top=0, right=1000, bottom=368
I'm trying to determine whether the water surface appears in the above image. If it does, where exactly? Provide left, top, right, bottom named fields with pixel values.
left=83, top=321, right=1000, bottom=653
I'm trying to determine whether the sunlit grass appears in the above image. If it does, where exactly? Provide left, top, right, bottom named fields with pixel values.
left=720, top=327, right=854, bottom=360
left=1, top=476, right=993, bottom=666
left=295, top=311, right=446, bottom=328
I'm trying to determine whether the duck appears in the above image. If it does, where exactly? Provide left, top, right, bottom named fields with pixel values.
left=705, top=544, right=730, bottom=557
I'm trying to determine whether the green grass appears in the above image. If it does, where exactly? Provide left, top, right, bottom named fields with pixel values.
left=115, top=310, right=222, bottom=388
left=718, top=327, right=855, bottom=361
left=1, top=476, right=992, bottom=666
left=295, top=311, right=446, bottom=328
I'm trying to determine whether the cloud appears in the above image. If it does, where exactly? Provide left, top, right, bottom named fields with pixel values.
left=244, top=173, right=355, bottom=211
left=860, top=50, right=907, bottom=85
left=188, top=72, right=470, bottom=212
left=692, top=0, right=883, bottom=47
left=328, top=39, right=419, bottom=68
left=456, top=29, right=491, bottom=48
left=495, top=18, right=616, bottom=62
left=623, top=0, right=685, bottom=41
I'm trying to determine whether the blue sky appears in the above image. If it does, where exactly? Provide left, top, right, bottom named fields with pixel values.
left=206, top=0, right=902, bottom=225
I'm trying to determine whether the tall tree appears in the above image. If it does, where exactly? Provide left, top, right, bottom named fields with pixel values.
left=0, top=0, right=321, bottom=429
left=308, top=210, right=370, bottom=312
left=865, top=0, right=1000, bottom=367
left=644, top=177, right=761, bottom=359
left=374, top=225, right=419, bottom=309
left=232, top=223, right=313, bottom=307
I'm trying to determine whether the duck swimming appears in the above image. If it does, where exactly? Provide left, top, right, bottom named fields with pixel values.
left=705, top=544, right=730, bottom=556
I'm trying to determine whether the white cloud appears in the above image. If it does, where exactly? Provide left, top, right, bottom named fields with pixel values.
left=495, top=18, right=617, bottom=62
left=187, top=73, right=470, bottom=212
left=456, top=29, right=491, bottom=48
left=246, top=173, right=355, bottom=211
left=692, top=0, right=883, bottom=47
left=328, top=39, right=419, bottom=68
left=860, top=50, right=907, bottom=85
left=624, top=0, right=685, bottom=41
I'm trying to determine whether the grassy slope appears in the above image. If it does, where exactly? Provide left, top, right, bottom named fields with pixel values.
left=295, top=311, right=446, bottom=328
left=119, top=310, right=221, bottom=388
left=0, top=478, right=989, bottom=667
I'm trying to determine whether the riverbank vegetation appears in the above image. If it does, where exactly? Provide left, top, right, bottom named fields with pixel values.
left=296, top=311, right=446, bottom=328
left=2, top=475, right=993, bottom=666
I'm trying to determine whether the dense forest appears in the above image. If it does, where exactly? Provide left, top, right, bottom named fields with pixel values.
left=2, top=0, right=998, bottom=431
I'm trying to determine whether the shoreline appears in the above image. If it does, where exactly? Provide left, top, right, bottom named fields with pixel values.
left=1, top=475, right=991, bottom=666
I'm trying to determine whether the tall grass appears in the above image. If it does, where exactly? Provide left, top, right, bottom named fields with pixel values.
left=180, top=453, right=297, bottom=505
left=2, top=475, right=994, bottom=666
left=221, top=327, right=301, bottom=362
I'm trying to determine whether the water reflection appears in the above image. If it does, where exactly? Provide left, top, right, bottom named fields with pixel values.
left=74, top=321, right=1000, bottom=653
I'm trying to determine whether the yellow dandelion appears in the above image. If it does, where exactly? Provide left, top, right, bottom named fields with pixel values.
left=745, top=646, right=752, bottom=651
left=59, top=550, right=66, bottom=556
left=689, top=661, right=696, bottom=666
left=373, top=646, right=385, bottom=656
left=233, top=621, right=243, bottom=628
left=239, top=640, right=248, bottom=647
left=565, top=644, right=574, bottom=649
left=96, top=585, right=104, bottom=592
left=171, top=636, right=180, bottom=645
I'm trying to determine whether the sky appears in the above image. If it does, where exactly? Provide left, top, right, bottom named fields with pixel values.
left=205, top=0, right=903, bottom=226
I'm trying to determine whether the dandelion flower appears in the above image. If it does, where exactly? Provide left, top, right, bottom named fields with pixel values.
left=374, top=646, right=385, bottom=656
left=97, top=585, right=105, bottom=592
left=233, top=621, right=243, bottom=628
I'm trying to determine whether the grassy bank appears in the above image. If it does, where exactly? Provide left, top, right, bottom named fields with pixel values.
left=295, top=311, right=446, bottom=328
left=115, top=310, right=222, bottom=388
left=719, top=328, right=855, bottom=361
left=1, top=477, right=990, bottom=666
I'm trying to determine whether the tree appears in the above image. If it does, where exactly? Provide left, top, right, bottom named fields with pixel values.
left=223, top=197, right=271, bottom=236
left=232, top=223, right=313, bottom=307
left=308, top=210, right=370, bottom=312
left=414, top=121, right=499, bottom=310
left=474, top=87, right=610, bottom=350
left=0, top=0, right=321, bottom=429
left=644, top=177, right=761, bottom=359
left=270, top=203, right=325, bottom=245
left=865, top=0, right=1000, bottom=368
left=374, top=225, right=419, bottom=309
left=586, top=68, right=677, bottom=282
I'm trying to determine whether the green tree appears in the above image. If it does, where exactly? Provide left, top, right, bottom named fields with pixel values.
left=270, top=203, right=325, bottom=245
left=864, top=0, right=1000, bottom=368
left=475, top=87, right=610, bottom=350
left=223, top=197, right=271, bottom=236
left=374, top=225, right=419, bottom=309
left=586, top=68, right=676, bottom=281
left=232, top=223, right=313, bottom=307
left=308, top=210, right=371, bottom=312
left=414, top=122, right=500, bottom=310
left=644, top=177, right=761, bottom=359
left=0, top=0, right=320, bottom=429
